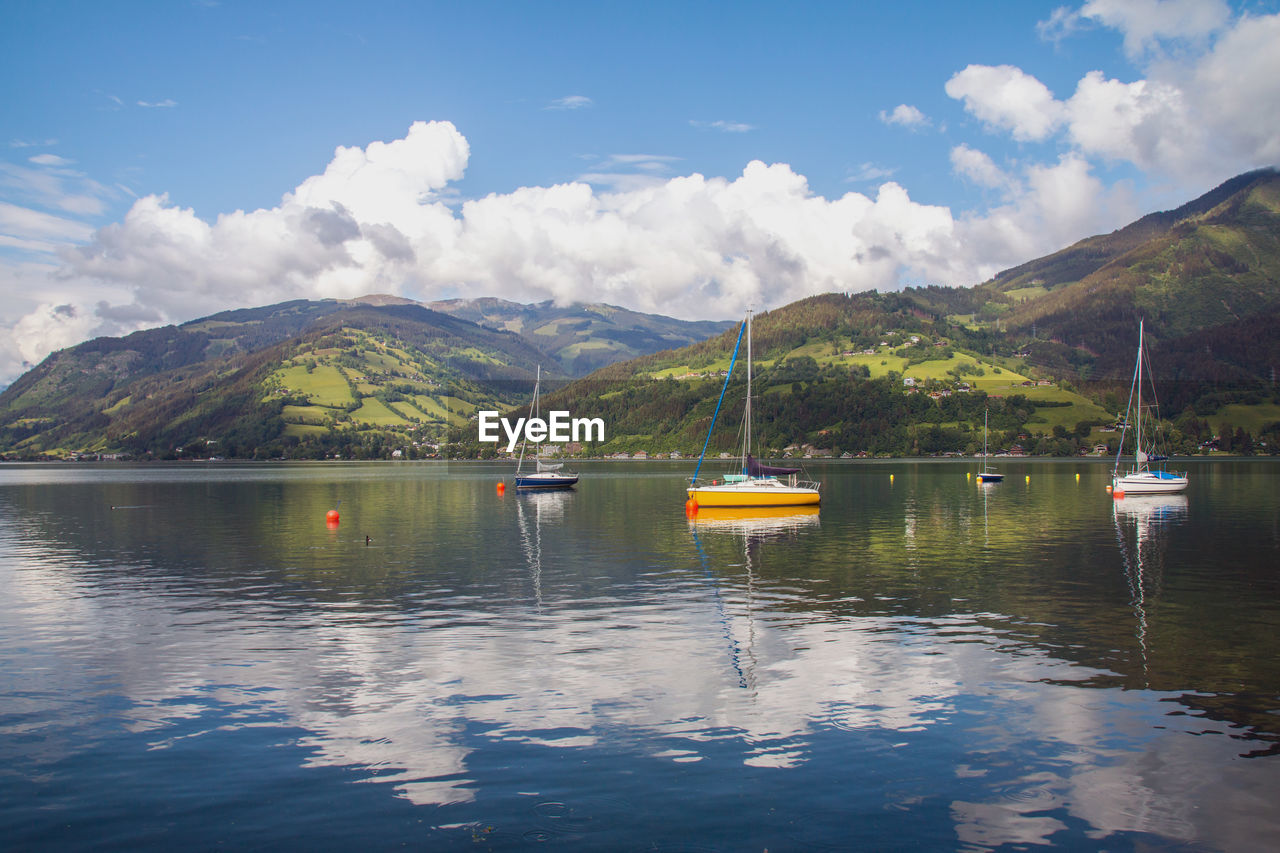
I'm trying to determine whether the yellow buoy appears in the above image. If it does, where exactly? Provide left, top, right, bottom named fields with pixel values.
left=1025, top=474, right=1030, bottom=483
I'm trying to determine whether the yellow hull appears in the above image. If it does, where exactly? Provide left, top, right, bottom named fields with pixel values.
left=686, top=486, right=820, bottom=508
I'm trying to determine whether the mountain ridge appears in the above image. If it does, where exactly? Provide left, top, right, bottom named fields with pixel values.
left=2, top=168, right=1279, bottom=459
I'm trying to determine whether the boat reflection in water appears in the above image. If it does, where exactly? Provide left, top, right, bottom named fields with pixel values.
left=515, top=488, right=573, bottom=609
left=689, top=505, right=821, bottom=538
left=688, top=505, right=820, bottom=695
left=1113, top=493, right=1188, bottom=685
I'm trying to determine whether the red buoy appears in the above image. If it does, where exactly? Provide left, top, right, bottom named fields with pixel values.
left=326, top=509, right=340, bottom=523
left=497, top=481, right=506, bottom=495
left=685, top=498, right=698, bottom=516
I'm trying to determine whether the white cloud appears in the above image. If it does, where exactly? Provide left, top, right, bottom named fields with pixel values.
left=0, top=121, right=1008, bottom=381
left=1036, top=6, right=1085, bottom=43
left=1, top=160, right=113, bottom=219
left=0, top=200, right=96, bottom=243
left=1180, top=12, right=1280, bottom=168
left=9, top=138, right=59, bottom=149
left=137, top=99, right=178, bottom=108
left=29, top=153, right=72, bottom=167
left=0, top=116, right=1161, bottom=384
left=691, top=120, right=756, bottom=133
left=946, top=65, right=1066, bottom=142
left=547, top=95, right=592, bottom=110
left=1055, top=10, right=1280, bottom=181
left=577, top=153, right=684, bottom=191
left=954, top=8, right=1280, bottom=189
left=1078, top=0, right=1230, bottom=58
left=950, top=144, right=1014, bottom=193
left=7, top=0, right=1277, bottom=387
left=952, top=152, right=1138, bottom=283
left=878, top=104, right=931, bottom=130
left=846, top=163, right=897, bottom=183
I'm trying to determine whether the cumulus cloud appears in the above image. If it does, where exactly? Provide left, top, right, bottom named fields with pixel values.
left=946, top=65, right=1066, bottom=142
left=0, top=114, right=1163, bottom=384
left=4, top=3, right=1277, bottom=386
left=950, top=144, right=1015, bottom=192
left=1078, top=0, right=1230, bottom=58
left=956, top=7, right=1280, bottom=187
left=951, top=152, right=1138, bottom=282
left=0, top=120, right=1014, bottom=381
left=878, top=104, right=931, bottom=130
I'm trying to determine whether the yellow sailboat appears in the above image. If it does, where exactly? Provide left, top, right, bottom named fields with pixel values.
left=686, top=311, right=821, bottom=509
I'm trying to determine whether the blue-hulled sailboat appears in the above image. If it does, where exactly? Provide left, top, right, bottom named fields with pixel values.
left=515, top=365, right=578, bottom=491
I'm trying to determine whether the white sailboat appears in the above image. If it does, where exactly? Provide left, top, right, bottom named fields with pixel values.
left=976, top=408, right=1003, bottom=483
left=1111, top=321, right=1187, bottom=496
left=687, top=311, right=821, bottom=508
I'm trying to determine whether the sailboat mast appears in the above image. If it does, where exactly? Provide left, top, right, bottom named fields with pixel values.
left=744, top=310, right=752, bottom=473
left=516, top=365, right=539, bottom=475
left=1135, top=321, right=1143, bottom=472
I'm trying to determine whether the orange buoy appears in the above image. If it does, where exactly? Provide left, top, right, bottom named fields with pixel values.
left=496, top=481, right=506, bottom=495
left=685, top=498, right=698, bottom=516
left=325, top=508, right=340, bottom=523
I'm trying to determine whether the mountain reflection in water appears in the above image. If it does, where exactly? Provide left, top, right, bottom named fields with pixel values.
left=1, top=460, right=1277, bottom=850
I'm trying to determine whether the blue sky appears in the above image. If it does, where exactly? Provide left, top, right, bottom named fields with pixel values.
left=2, top=0, right=1279, bottom=385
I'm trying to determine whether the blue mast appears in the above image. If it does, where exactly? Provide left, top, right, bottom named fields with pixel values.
left=691, top=318, right=746, bottom=484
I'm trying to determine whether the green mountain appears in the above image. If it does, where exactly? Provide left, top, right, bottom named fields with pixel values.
left=0, top=293, right=738, bottom=459
left=514, top=171, right=1280, bottom=459
left=3, top=169, right=1278, bottom=460
left=963, top=169, right=1280, bottom=390
left=510, top=292, right=1114, bottom=459
left=0, top=298, right=561, bottom=459
left=427, top=297, right=733, bottom=375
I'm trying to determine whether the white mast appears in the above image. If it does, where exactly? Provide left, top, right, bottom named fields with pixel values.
left=516, top=365, right=539, bottom=475
left=744, top=310, right=752, bottom=474
left=1135, top=321, right=1144, bottom=471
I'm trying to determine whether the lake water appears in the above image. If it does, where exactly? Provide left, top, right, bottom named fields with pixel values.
left=2, top=459, right=1278, bottom=851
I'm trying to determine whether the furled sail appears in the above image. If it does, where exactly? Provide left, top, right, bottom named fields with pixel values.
left=747, top=454, right=800, bottom=477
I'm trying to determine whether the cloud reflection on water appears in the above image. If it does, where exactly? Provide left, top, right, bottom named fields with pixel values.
left=2, top=466, right=1278, bottom=847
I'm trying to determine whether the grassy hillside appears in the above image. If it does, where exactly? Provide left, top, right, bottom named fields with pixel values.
left=0, top=301, right=551, bottom=459
left=4, top=170, right=1279, bottom=460
left=463, top=293, right=1126, bottom=460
